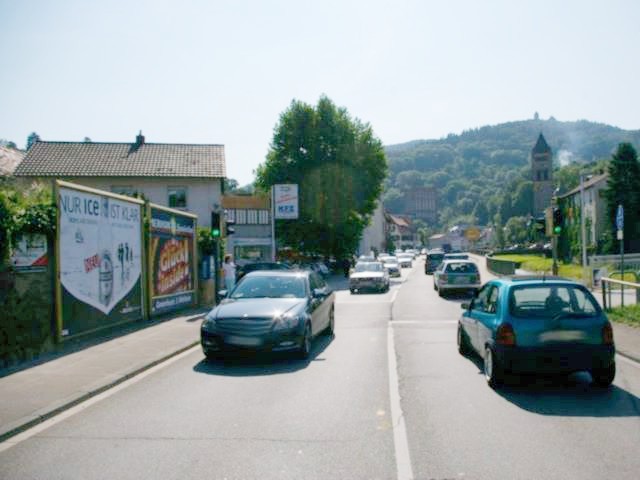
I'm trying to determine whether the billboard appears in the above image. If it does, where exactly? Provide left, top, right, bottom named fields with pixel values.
left=56, top=182, right=144, bottom=339
left=273, top=184, right=299, bottom=219
left=149, top=206, right=197, bottom=316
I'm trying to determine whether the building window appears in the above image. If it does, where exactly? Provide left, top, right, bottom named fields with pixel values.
left=543, top=170, right=548, bottom=181
left=225, top=209, right=236, bottom=223
left=258, top=210, right=270, bottom=224
left=111, top=186, right=136, bottom=197
left=235, top=209, right=247, bottom=224
left=247, top=209, right=258, bottom=224
left=168, top=187, right=187, bottom=209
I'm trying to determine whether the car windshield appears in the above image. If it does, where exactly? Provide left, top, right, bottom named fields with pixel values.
left=355, top=262, right=383, bottom=272
left=509, top=284, right=600, bottom=318
left=445, top=262, right=477, bottom=273
left=230, top=275, right=307, bottom=299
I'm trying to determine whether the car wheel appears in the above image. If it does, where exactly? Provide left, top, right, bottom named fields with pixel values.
left=438, top=288, right=444, bottom=297
left=484, top=346, right=503, bottom=389
left=203, top=349, right=220, bottom=362
left=457, top=325, right=471, bottom=356
left=298, top=323, right=312, bottom=359
left=350, top=288, right=355, bottom=294
left=324, top=306, right=335, bottom=336
left=591, top=362, right=615, bottom=388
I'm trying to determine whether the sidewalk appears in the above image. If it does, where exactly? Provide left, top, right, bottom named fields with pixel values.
left=0, top=308, right=208, bottom=442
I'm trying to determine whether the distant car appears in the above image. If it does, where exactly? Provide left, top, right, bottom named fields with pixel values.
left=434, top=260, right=481, bottom=297
left=425, top=250, right=445, bottom=274
left=381, top=257, right=401, bottom=277
left=236, top=261, right=292, bottom=281
left=457, top=276, right=616, bottom=389
left=397, top=253, right=413, bottom=268
left=444, top=253, right=469, bottom=260
left=201, top=270, right=334, bottom=359
left=349, top=261, right=390, bottom=293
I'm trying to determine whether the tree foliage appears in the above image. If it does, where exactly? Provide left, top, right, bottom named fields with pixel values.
left=603, top=143, right=640, bottom=253
left=255, top=96, right=387, bottom=258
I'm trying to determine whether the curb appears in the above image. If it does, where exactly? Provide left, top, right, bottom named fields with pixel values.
left=616, top=349, right=640, bottom=365
left=0, top=335, right=202, bottom=444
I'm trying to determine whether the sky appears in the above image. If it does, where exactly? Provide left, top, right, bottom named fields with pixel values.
left=1, top=0, right=639, bottom=186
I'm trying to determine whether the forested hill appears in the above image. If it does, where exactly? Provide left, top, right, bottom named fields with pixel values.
left=382, top=117, right=640, bottom=227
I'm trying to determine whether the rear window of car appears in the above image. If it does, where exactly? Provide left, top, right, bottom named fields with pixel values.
left=427, top=253, right=444, bottom=261
left=444, top=262, right=478, bottom=273
left=355, top=262, right=383, bottom=272
left=509, top=284, right=600, bottom=318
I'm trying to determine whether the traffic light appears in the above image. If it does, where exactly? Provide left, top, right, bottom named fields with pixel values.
left=552, top=207, right=563, bottom=235
left=225, top=218, right=236, bottom=236
left=210, top=211, right=221, bottom=238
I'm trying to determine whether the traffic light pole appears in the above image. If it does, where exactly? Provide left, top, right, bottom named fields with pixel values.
left=552, top=235, right=559, bottom=276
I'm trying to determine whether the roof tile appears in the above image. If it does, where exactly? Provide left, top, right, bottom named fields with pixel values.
left=14, top=141, right=226, bottom=178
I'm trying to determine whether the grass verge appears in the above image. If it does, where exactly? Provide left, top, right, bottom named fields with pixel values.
left=492, top=254, right=584, bottom=280
left=607, top=304, right=640, bottom=327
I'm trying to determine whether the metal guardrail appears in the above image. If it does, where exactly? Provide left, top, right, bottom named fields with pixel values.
left=486, top=256, right=522, bottom=275
left=601, top=276, right=640, bottom=311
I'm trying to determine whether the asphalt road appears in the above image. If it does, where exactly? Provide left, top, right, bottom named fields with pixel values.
left=1, top=258, right=640, bottom=480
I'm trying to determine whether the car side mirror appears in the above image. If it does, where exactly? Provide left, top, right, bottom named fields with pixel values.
left=217, top=289, right=228, bottom=303
left=461, top=302, right=470, bottom=310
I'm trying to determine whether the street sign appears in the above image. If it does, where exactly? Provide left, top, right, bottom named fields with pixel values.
left=617, top=230, right=623, bottom=240
left=273, top=184, right=299, bottom=219
left=616, top=204, right=624, bottom=230
left=464, top=226, right=481, bottom=241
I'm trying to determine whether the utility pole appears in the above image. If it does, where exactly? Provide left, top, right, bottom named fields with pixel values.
left=580, top=174, right=587, bottom=284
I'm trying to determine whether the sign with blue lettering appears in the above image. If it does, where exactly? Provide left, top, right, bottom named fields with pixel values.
left=57, top=182, right=144, bottom=339
left=274, top=184, right=299, bottom=219
left=616, top=204, right=624, bottom=230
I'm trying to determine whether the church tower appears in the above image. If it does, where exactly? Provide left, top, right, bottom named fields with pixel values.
left=531, top=133, right=554, bottom=215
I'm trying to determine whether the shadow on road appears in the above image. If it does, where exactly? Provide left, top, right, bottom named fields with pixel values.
left=462, top=353, right=640, bottom=417
left=192, top=333, right=334, bottom=377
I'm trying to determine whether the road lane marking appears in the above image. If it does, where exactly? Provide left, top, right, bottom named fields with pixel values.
left=391, top=320, right=457, bottom=325
left=387, top=324, right=414, bottom=480
left=617, top=354, right=640, bottom=369
left=0, top=345, right=200, bottom=452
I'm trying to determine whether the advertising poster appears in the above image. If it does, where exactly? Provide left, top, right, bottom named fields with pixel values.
left=149, top=206, right=196, bottom=316
left=11, top=233, right=48, bottom=272
left=57, top=183, right=144, bottom=338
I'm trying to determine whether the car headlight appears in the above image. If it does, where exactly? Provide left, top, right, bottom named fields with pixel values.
left=274, top=313, right=303, bottom=331
left=202, top=312, right=217, bottom=330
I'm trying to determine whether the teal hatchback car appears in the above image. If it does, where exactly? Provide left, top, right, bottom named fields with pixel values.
left=457, top=276, right=615, bottom=389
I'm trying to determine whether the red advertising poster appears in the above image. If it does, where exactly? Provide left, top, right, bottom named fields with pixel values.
left=149, top=207, right=196, bottom=315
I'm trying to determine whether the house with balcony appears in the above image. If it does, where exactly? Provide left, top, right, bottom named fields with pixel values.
left=386, top=213, right=417, bottom=251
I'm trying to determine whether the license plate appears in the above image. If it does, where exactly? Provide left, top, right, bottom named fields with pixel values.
left=226, top=335, right=262, bottom=347
left=539, top=331, right=587, bottom=342
left=454, top=276, right=468, bottom=284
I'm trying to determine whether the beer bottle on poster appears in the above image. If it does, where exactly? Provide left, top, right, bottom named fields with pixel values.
left=98, top=195, right=114, bottom=307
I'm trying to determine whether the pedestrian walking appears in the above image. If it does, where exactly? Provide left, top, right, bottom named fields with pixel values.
left=222, top=254, right=237, bottom=292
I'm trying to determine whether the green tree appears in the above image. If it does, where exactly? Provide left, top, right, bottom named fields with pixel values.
left=504, top=216, right=529, bottom=245
left=603, top=143, right=640, bottom=253
left=26, top=132, right=40, bottom=150
left=255, top=96, right=387, bottom=259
